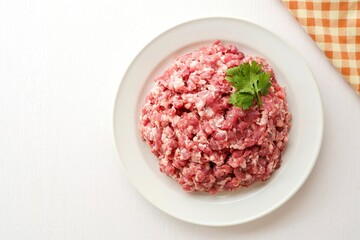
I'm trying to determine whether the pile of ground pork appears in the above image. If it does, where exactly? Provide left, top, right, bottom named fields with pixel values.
left=140, top=41, right=291, bottom=194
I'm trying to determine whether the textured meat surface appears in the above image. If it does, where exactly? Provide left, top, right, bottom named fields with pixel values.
left=140, top=41, right=292, bottom=194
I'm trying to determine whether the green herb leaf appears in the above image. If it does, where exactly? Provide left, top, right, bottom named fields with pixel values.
left=228, top=92, right=254, bottom=110
left=258, top=72, right=271, bottom=95
left=225, top=61, right=271, bottom=109
left=226, top=66, right=240, bottom=77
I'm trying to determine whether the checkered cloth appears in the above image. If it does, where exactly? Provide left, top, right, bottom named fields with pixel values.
left=283, top=0, right=360, bottom=95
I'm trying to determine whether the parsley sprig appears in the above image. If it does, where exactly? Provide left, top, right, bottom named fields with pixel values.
left=225, top=61, right=271, bottom=110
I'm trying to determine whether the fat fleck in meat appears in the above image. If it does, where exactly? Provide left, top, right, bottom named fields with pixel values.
left=140, top=41, right=292, bottom=194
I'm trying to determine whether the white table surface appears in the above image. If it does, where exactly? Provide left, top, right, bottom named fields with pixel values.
left=1, top=0, right=359, bottom=239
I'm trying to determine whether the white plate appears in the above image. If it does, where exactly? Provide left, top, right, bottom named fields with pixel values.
left=113, top=17, right=323, bottom=226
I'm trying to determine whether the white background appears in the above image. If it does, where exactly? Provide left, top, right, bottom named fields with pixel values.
left=0, top=0, right=359, bottom=239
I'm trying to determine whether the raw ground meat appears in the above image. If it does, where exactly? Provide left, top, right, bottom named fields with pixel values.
left=140, top=40, right=292, bottom=194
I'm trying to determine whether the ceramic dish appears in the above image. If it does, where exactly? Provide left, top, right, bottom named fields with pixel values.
left=113, top=17, right=323, bottom=226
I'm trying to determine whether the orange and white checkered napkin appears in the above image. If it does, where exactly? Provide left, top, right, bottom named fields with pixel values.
left=282, top=0, right=360, bottom=95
